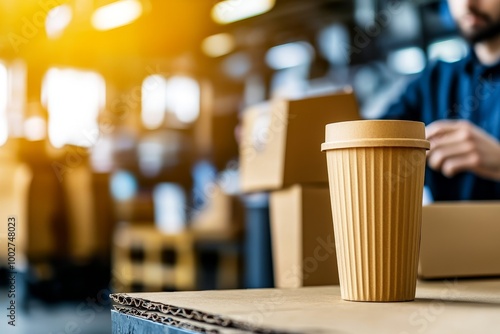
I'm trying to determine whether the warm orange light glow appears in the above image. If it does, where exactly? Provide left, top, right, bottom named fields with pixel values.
left=211, top=0, right=275, bottom=24
left=92, top=0, right=143, bottom=31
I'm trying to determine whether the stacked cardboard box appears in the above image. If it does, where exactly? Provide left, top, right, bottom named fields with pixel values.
left=239, top=92, right=360, bottom=288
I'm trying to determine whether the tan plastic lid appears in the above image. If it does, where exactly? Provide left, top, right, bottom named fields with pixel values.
left=321, top=120, right=430, bottom=151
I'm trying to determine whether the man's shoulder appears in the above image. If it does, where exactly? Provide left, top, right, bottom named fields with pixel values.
left=423, top=57, right=468, bottom=80
left=407, top=58, right=468, bottom=93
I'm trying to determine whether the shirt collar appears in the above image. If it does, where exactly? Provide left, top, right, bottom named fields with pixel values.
left=464, top=48, right=500, bottom=77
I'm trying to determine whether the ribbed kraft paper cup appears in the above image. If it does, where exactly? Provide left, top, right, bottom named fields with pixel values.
left=321, top=120, right=430, bottom=302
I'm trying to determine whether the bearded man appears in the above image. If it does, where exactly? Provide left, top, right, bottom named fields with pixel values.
left=383, top=0, right=500, bottom=200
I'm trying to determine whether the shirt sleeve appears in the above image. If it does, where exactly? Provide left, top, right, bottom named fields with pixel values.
left=380, top=75, right=424, bottom=121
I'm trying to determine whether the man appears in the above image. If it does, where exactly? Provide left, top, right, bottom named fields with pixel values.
left=384, top=0, right=500, bottom=200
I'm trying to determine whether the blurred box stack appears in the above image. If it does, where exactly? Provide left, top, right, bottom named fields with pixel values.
left=0, top=140, right=31, bottom=269
left=113, top=224, right=196, bottom=292
left=0, top=140, right=117, bottom=301
left=112, top=180, right=244, bottom=292
left=239, top=92, right=360, bottom=288
left=191, top=186, right=245, bottom=290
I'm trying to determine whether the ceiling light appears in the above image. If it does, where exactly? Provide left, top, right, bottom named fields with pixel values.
left=46, top=4, right=73, bottom=39
left=212, top=0, right=275, bottom=24
left=92, top=0, right=142, bottom=31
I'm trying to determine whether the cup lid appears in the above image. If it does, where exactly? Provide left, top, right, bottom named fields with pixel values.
left=321, top=120, right=430, bottom=151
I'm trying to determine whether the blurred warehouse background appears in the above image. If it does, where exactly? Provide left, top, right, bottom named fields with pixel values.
left=0, top=0, right=465, bottom=333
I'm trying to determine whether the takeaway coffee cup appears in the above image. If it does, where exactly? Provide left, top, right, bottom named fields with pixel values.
left=321, top=120, right=430, bottom=302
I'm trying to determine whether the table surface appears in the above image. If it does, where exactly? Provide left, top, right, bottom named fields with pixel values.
left=111, top=278, right=500, bottom=334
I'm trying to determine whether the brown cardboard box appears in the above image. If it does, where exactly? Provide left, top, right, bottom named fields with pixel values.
left=240, top=92, right=359, bottom=193
left=419, top=202, right=500, bottom=279
left=270, top=184, right=339, bottom=288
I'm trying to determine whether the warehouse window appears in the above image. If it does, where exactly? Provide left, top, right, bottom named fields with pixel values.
left=387, top=47, right=426, bottom=75
left=265, top=41, right=314, bottom=70
left=141, top=75, right=200, bottom=129
left=153, top=183, right=187, bottom=234
left=142, top=74, right=168, bottom=129
left=165, top=76, right=200, bottom=124
left=110, top=170, right=138, bottom=201
left=42, top=68, right=105, bottom=148
left=428, top=38, right=468, bottom=63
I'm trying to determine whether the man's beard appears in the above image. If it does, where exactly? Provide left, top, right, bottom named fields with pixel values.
left=459, top=8, right=500, bottom=44
left=461, top=21, right=500, bottom=44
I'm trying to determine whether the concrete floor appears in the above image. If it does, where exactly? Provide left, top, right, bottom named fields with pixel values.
left=0, top=288, right=111, bottom=334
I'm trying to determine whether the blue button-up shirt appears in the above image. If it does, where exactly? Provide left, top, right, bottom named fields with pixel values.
left=383, top=50, right=500, bottom=201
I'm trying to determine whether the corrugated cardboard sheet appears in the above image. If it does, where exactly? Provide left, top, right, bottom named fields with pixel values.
left=112, top=279, right=500, bottom=334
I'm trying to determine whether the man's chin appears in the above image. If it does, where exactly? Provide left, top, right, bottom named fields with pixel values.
left=459, top=23, right=500, bottom=44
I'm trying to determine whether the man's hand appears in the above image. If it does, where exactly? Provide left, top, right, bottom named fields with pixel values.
left=426, top=120, right=500, bottom=180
